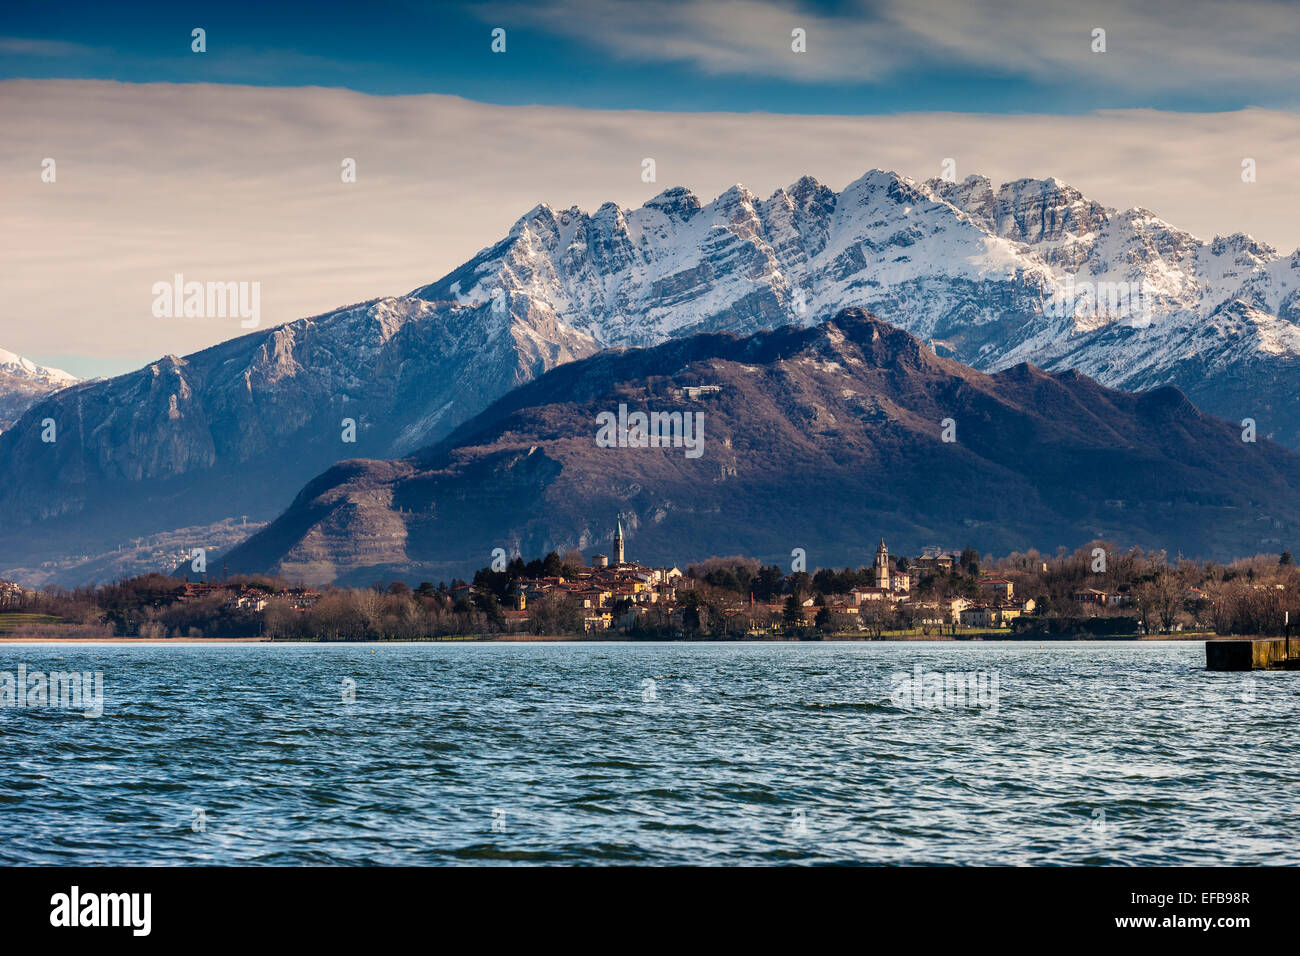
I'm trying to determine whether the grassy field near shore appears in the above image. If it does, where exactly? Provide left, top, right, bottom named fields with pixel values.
left=0, top=613, right=64, bottom=634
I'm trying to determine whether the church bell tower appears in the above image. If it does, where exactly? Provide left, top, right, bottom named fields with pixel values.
left=613, top=518, right=626, bottom=565
left=875, top=539, right=890, bottom=590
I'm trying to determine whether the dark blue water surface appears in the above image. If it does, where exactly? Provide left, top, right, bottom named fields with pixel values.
left=1, top=641, right=1296, bottom=865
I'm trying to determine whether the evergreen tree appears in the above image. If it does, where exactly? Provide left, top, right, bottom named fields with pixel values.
left=783, top=593, right=803, bottom=629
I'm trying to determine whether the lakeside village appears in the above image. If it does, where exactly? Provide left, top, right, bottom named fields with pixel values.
left=2, top=522, right=1299, bottom=641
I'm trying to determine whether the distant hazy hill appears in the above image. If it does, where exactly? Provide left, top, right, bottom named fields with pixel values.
left=223, top=310, right=1300, bottom=585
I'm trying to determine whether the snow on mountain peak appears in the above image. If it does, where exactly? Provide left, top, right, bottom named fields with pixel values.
left=644, top=186, right=702, bottom=220
left=0, top=348, right=80, bottom=433
left=392, top=168, right=1300, bottom=449
left=0, top=348, right=78, bottom=387
left=786, top=174, right=829, bottom=200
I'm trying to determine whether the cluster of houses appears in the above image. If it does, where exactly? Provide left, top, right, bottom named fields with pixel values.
left=0, top=579, right=28, bottom=609
left=493, top=532, right=1044, bottom=634
left=501, top=522, right=687, bottom=631
left=782, top=543, right=1035, bottom=630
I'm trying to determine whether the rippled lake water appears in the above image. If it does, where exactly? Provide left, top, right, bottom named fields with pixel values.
left=1, top=641, right=1297, bottom=865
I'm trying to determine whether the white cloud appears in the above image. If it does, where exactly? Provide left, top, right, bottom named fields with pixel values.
left=1, top=79, right=1298, bottom=371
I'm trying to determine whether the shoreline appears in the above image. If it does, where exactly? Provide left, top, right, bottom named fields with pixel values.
left=0, top=633, right=1215, bottom=644
left=0, top=636, right=272, bottom=644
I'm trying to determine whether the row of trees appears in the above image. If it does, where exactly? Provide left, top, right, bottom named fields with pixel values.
left=10, top=574, right=534, bottom=640
left=985, top=544, right=1299, bottom=635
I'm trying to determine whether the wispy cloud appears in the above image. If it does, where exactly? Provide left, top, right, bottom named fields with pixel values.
left=476, top=0, right=1300, bottom=95
left=477, top=0, right=895, bottom=82
left=0, top=36, right=102, bottom=58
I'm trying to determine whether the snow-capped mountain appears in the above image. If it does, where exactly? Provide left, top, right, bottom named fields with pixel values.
left=417, top=170, right=1057, bottom=356
left=422, top=169, right=1299, bottom=445
left=3, top=168, right=1298, bottom=582
left=0, top=347, right=78, bottom=432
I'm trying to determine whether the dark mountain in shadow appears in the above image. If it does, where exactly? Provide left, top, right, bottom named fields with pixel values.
left=223, top=309, right=1300, bottom=584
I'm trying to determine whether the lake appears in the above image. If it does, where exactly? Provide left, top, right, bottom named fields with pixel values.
left=1, top=641, right=1295, bottom=865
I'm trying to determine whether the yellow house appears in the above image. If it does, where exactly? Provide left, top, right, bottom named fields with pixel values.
left=959, top=605, right=1022, bottom=628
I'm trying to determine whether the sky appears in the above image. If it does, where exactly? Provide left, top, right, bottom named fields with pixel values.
left=5, top=0, right=1300, bottom=113
left=2, top=0, right=1299, bottom=377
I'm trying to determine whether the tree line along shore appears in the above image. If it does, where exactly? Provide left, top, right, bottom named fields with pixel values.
left=1, top=542, right=1295, bottom=642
